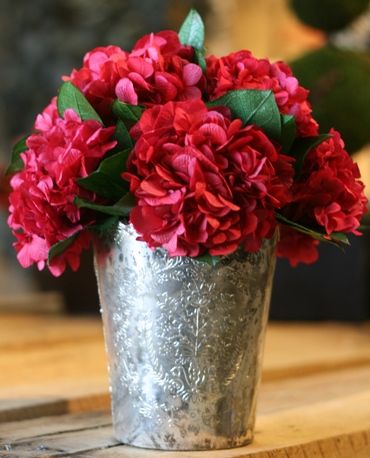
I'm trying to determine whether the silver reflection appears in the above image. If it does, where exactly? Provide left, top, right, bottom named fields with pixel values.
left=94, top=222, right=276, bottom=450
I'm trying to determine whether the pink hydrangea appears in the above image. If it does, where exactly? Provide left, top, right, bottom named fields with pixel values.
left=66, top=31, right=204, bottom=121
left=8, top=98, right=116, bottom=276
left=66, top=45, right=128, bottom=120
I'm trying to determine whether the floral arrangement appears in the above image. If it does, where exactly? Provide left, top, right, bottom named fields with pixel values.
left=6, top=10, right=367, bottom=276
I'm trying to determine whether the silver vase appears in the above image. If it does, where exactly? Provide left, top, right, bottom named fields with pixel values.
left=94, top=222, right=276, bottom=451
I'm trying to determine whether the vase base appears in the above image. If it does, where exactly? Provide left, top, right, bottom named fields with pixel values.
left=113, top=428, right=254, bottom=451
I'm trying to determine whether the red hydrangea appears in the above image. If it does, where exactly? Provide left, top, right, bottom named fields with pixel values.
left=277, top=129, right=368, bottom=266
left=277, top=226, right=320, bottom=267
left=66, top=31, right=204, bottom=120
left=206, top=51, right=318, bottom=138
left=123, top=99, right=294, bottom=257
left=8, top=98, right=116, bottom=276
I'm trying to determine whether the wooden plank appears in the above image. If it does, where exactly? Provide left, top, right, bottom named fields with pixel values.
left=0, top=313, right=104, bottom=350
left=0, top=411, right=111, bottom=441
left=0, top=313, right=109, bottom=422
left=0, top=292, right=64, bottom=314
left=0, top=424, right=117, bottom=457
left=262, top=322, right=370, bottom=381
left=0, top=339, right=108, bottom=395
left=0, top=366, right=369, bottom=457
left=0, top=337, right=109, bottom=422
left=258, top=366, right=370, bottom=414
left=0, top=392, right=109, bottom=423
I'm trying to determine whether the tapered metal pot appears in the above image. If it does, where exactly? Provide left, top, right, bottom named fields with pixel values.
left=94, top=222, right=276, bottom=450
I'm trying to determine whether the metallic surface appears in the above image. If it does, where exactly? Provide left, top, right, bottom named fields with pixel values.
left=94, top=222, right=276, bottom=450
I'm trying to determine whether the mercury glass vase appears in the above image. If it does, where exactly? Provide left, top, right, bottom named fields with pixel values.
left=94, top=222, right=276, bottom=451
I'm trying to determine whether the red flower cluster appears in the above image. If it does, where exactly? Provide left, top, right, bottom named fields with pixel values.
left=124, top=99, right=294, bottom=257
left=8, top=99, right=116, bottom=276
left=206, top=51, right=318, bottom=138
left=7, top=13, right=368, bottom=275
left=67, top=31, right=204, bottom=120
left=277, top=130, right=367, bottom=265
left=277, top=226, right=320, bottom=267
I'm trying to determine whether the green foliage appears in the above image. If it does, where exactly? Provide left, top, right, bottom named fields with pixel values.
left=291, top=134, right=331, bottom=176
left=179, top=9, right=205, bottom=51
left=115, top=120, right=133, bottom=150
left=179, top=9, right=206, bottom=71
left=77, top=150, right=130, bottom=201
left=291, top=46, right=370, bottom=153
left=6, top=136, right=28, bottom=175
left=195, top=252, right=221, bottom=266
left=112, top=100, right=144, bottom=125
left=48, top=232, right=81, bottom=264
left=277, top=214, right=350, bottom=248
left=74, top=193, right=135, bottom=217
left=290, top=0, right=369, bottom=32
left=48, top=216, right=123, bottom=262
left=57, top=82, right=102, bottom=123
left=280, top=115, right=297, bottom=153
left=89, top=216, right=120, bottom=236
left=194, top=48, right=206, bottom=72
left=208, top=90, right=282, bottom=140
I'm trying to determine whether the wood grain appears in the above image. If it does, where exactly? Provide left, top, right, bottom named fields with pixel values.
left=0, top=312, right=109, bottom=422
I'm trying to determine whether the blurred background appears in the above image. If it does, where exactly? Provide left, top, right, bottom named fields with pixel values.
left=0, top=0, right=369, bottom=319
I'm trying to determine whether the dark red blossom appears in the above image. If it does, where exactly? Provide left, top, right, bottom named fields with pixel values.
left=277, top=225, right=319, bottom=267
left=124, top=99, right=294, bottom=257
left=8, top=99, right=117, bottom=276
left=206, top=51, right=318, bottom=138
left=277, top=129, right=368, bottom=266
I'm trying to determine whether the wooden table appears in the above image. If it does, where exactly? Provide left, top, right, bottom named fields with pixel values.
left=0, top=312, right=369, bottom=457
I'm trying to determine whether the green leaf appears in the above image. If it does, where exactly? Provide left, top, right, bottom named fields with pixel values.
left=77, top=150, right=130, bottom=201
left=277, top=213, right=350, bottom=247
left=115, top=120, right=133, bottom=150
left=48, top=232, right=80, bottom=264
left=57, top=81, right=103, bottom=123
left=112, top=100, right=144, bottom=124
left=6, top=136, right=28, bottom=175
left=330, top=232, right=351, bottom=244
left=291, top=134, right=331, bottom=176
left=195, top=252, right=221, bottom=266
left=194, top=48, right=206, bottom=72
left=280, top=114, right=296, bottom=153
left=74, top=193, right=135, bottom=217
left=358, top=224, right=370, bottom=232
left=207, top=90, right=281, bottom=139
left=179, top=9, right=205, bottom=51
left=89, top=216, right=120, bottom=236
